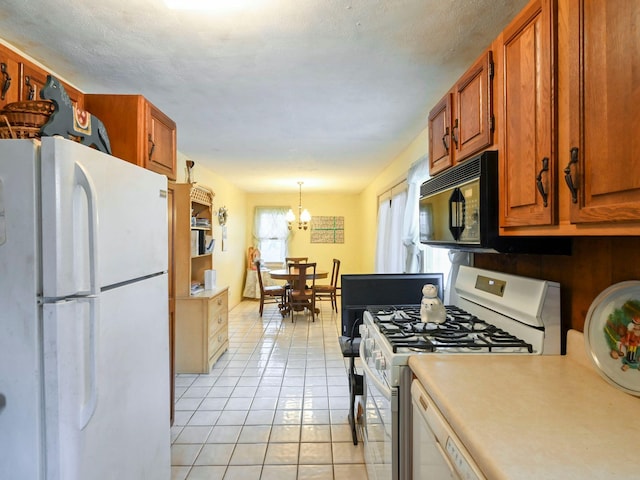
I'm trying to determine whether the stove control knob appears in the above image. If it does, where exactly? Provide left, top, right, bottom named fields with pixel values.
left=374, top=353, right=386, bottom=370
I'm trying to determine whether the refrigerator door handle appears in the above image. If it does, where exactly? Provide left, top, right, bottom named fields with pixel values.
left=74, top=162, right=99, bottom=296
left=79, top=296, right=99, bottom=429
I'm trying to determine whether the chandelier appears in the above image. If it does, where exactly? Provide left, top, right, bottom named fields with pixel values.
left=286, top=181, right=311, bottom=230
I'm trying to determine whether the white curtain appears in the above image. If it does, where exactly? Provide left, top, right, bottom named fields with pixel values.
left=252, top=207, right=291, bottom=265
left=375, top=153, right=453, bottom=298
left=375, top=190, right=407, bottom=273
left=402, top=155, right=430, bottom=273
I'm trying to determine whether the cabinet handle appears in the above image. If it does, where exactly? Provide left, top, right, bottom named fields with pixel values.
left=148, top=134, right=155, bottom=160
left=442, top=127, right=450, bottom=153
left=564, top=147, right=579, bottom=204
left=1, top=63, right=11, bottom=101
left=451, top=118, right=459, bottom=148
left=25, top=76, right=35, bottom=101
left=536, top=157, right=550, bottom=207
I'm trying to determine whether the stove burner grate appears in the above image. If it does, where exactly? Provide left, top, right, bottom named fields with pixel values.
left=369, top=304, right=533, bottom=353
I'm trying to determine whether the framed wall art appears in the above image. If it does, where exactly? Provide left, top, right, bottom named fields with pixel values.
left=310, top=216, right=344, bottom=243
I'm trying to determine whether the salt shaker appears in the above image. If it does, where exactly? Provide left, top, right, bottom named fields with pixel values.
left=420, top=284, right=446, bottom=323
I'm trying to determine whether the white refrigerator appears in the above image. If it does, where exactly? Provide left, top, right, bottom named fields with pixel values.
left=0, top=137, right=171, bottom=479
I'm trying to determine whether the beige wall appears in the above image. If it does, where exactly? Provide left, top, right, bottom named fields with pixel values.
left=177, top=127, right=430, bottom=309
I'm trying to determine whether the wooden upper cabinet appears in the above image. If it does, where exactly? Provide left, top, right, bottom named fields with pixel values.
left=566, top=0, right=640, bottom=224
left=0, top=44, right=82, bottom=110
left=21, top=62, right=84, bottom=109
left=84, top=94, right=177, bottom=180
left=428, top=50, right=494, bottom=176
left=454, top=51, right=493, bottom=161
left=499, top=0, right=556, bottom=227
left=0, top=46, right=21, bottom=109
left=147, top=103, right=177, bottom=180
left=428, top=93, right=453, bottom=175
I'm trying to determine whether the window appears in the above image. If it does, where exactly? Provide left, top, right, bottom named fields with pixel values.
left=253, top=207, right=290, bottom=266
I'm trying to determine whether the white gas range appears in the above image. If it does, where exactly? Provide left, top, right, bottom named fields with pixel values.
left=358, top=265, right=561, bottom=480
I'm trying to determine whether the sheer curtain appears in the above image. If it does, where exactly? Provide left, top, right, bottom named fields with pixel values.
left=402, top=155, right=430, bottom=273
left=375, top=155, right=453, bottom=293
left=252, top=207, right=290, bottom=267
left=375, top=190, right=407, bottom=273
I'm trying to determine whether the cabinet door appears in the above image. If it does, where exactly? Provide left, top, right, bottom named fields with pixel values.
left=499, top=0, right=556, bottom=227
left=0, top=46, right=20, bottom=109
left=428, top=93, right=453, bottom=175
left=146, top=103, right=177, bottom=180
left=454, top=51, right=493, bottom=161
left=567, top=0, right=640, bottom=223
left=22, top=63, right=83, bottom=109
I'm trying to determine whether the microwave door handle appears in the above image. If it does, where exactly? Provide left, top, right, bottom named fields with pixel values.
left=448, top=188, right=465, bottom=241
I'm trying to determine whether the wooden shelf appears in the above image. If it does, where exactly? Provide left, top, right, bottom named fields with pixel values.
left=172, top=183, right=228, bottom=374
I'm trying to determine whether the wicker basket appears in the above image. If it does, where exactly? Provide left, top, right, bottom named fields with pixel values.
left=2, top=100, right=54, bottom=114
left=1, top=100, right=54, bottom=128
left=0, top=100, right=56, bottom=139
left=0, top=115, right=41, bottom=139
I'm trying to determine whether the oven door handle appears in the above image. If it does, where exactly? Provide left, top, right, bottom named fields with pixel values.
left=359, top=341, right=392, bottom=401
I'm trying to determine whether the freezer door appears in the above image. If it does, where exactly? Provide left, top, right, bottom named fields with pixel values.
left=44, top=274, right=170, bottom=480
left=0, top=140, right=45, bottom=479
left=40, top=137, right=168, bottom=298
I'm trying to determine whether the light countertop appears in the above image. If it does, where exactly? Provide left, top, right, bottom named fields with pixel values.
left=408, top=330, right=640, bottom=479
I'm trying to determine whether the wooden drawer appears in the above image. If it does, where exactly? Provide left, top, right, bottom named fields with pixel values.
left=208, top=329, right=228, bottom=361
left=175, top=287, right=228, bottom=374
left=209, top=311, right=226, bottom=338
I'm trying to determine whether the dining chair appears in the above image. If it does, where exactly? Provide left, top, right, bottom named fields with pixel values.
left=287, top=262, right=317, bottom=321
left=255, top=260, right=287, bottom=317
left=284, top=257, right=308, bottom=290
left=285, top=256, right=308, bottom=265
left=313, top=258, right=340, bottom=312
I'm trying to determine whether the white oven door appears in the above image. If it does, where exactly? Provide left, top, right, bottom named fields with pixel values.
left=360, top=353, right=397, bottom=480
left=411, top=379, right=485, bottom=480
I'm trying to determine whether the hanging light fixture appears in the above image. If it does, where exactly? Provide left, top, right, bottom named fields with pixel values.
left=286, top=181, right=311, bottom=230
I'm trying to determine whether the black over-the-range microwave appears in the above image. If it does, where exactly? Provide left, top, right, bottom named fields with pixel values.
left=418, top=150, right=571, bottom=254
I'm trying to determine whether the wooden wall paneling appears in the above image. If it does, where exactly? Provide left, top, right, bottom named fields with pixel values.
left=569, top=238, right=611, bottom=331
left=475, top=236, right=640, bottom=341
left=610, top=237, right=640, bottom=283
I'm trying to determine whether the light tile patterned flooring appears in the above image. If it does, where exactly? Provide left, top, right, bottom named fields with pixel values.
left=171, top=298, right=367, bottom=480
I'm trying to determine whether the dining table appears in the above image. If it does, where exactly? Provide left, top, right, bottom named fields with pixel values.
left=268, top=268, right=328, bottom=316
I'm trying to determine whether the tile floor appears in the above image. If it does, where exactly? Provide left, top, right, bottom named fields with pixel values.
left=171, top=298, right=367, bottom=480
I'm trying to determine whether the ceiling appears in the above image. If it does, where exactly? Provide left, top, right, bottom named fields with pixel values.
left=0, top=0, right=527, bottom=193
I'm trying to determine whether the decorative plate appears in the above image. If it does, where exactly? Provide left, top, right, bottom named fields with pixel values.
left=217, top=206, right=228, bottom=226
left=584, top=281, right=640, bottom=396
